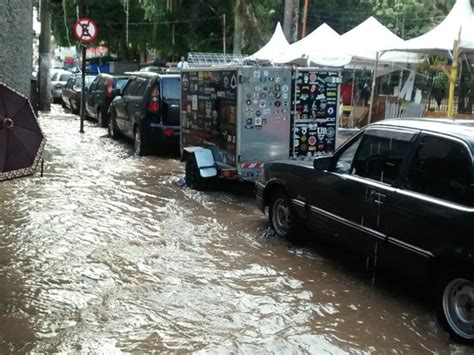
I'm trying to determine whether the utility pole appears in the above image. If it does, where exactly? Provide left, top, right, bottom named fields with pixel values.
left=223, top=14, right=226, bottom=58
left=301, top=0, right=309, bottom=38
left=39, top=0, right=51, bottom=112
left=283, top=0, right=300, bottom=43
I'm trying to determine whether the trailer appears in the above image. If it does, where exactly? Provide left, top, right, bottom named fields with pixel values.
left=180, top=66, right=341, bottom=189
left=181, top=66, right=293, bottom=189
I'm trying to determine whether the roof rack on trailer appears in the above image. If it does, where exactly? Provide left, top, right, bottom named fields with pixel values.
left=187, top=52, right=249, bottom=67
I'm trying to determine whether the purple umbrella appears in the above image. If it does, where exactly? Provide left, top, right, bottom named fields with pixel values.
left=0, top=82, right=46, bottom=181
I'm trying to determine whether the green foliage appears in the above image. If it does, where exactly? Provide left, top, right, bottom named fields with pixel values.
left=49, top=0, right=470, bottom=61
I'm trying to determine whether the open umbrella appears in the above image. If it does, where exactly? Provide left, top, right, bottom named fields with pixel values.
left=0, top=82, right=46, bottom=181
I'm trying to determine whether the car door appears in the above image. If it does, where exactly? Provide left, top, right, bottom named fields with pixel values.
left=86, top=76, right=100, bottom=115
left=115, top=78, right=136, bottom=133
left=125, top=77, right=147, bottom=136
left=379, top=134, right=474, bottom=278
left=304, top=127, right=417, bottom=259
left=62, top=78, right=73, bottom=106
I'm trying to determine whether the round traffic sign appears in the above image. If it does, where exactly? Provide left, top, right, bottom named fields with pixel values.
left=73, top=18, right=98, bottom=44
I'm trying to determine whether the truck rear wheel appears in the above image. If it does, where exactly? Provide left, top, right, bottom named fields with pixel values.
left=185, top=155, right=206, bottom=190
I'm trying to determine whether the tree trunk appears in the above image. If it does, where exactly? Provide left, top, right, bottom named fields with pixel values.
left=283, top=0, right=300, bottom=43
left=0, top=0, right=33, bottom=98
left=233, top=0, right=245, bottom=54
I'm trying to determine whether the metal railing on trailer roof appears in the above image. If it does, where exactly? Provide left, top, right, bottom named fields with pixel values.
left=187, top=52, right=249, bottom=67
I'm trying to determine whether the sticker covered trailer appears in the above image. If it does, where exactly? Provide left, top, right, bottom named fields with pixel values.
left=181, top=66, right=292, bottom=189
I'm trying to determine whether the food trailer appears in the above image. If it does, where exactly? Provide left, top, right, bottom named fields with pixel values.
left=181, top=66, right=293, bottom=189
left=180, top=66, right=340, bottom=189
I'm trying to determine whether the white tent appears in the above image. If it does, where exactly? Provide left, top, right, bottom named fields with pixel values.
left=248, top=22, right=290, bottom=62
left=386, top=0, right=474, bottom=54
left=340, top=16, right=418, bottom=63
left=274, top=23, right=352, bottom=67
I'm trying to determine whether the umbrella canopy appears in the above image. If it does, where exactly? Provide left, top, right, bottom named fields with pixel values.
left=248, top=22, right=290, bottom=62
left=386, top=0, right=474, bottom=54
left=274, top=23, right=352, bottom=67
left=0, top=82, right=46, bottom=181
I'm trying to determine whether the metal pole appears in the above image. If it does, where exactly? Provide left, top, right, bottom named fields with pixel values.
left=350, top=68, right=356, bottom=128
left=302, top=0, right=309, bottom=38
left=80, top=45, right=86, bottom=133
left=39, top=0, right=51, bottom=111
left=368, top=52, right=381, bottom=124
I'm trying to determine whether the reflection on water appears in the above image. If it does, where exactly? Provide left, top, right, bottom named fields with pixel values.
left=0, top=106, right=469, bottom=353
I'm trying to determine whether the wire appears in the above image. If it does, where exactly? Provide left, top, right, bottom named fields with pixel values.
left=93, top=15, right=222, bottom=26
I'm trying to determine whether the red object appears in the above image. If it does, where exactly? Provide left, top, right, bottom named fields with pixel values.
left=220, top=169, right=238, bottom=179
left=105, top=79, right=113, bottom=99
left=162, top=129, right=174, bottom=137
left=341, top=83, right=354, bottom=106
left=149, top=100, right=160, bottom=113
left=73, top=18, right=98, bottom=44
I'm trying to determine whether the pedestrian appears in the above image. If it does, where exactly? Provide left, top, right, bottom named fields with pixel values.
left=177, top=56, right=189, bottom=70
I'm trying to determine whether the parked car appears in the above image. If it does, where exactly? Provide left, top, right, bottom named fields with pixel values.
left=51, top=69, right=72, bottom=103
left=108, top=72, right=180, bottom=156
left=61, top=75, right=96, bottom=114
left=85, top=74, right=129, bottom=127
left=257, top=119, right=474, bottom=344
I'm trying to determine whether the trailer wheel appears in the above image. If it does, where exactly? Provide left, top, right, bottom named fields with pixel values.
left=185, top=155, right=206, bottom=190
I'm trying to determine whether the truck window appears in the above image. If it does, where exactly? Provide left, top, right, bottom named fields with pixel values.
left=404, top=136, right=473, bottom=206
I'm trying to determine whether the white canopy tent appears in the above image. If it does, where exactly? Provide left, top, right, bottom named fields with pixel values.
left=273, top=23, right=352, bottom=67
left=340, top=16, right=419, bottom=64
left=386, top=0, right=474, bottom=54
left=248, top=22, right=290, bottom=62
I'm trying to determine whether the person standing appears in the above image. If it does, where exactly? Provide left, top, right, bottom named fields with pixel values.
left=177, top=56, right=189, bottom=69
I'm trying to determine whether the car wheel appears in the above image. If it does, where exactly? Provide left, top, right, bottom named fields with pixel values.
left=185, top=155, right=206, bottom=190
left=98, top=108, right=107, bottom=128
left=108, top=112, right=119, bottom=139
left=134, top=126, right=148, bottom=156
left=269, top=191, right=299, bottom=239
left=438, top=273, right=474, bottom=344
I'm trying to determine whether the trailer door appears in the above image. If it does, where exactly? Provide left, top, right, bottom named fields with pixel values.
left=238, top=67, right=292, bottom=181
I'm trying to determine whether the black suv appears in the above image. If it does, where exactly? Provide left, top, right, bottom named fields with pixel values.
left=108, top=72, right=180, bottom=155
left=85, top=74, right=129, bottom=127
left=257, top=119, right=474, bottom=344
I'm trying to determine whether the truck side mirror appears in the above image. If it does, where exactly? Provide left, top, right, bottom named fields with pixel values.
left=313, top=156, right=332, bottom=171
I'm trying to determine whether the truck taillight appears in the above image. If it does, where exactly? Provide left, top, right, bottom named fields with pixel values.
left=149, top=97, right=160, bottom=112
left=105, top=79, right=113, bottom=99
left=163, top=129, right=174, bottom=136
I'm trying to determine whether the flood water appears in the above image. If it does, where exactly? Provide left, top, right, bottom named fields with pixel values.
left=0, top=106, right=470, bottom=353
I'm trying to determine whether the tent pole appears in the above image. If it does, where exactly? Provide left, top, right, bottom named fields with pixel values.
left=368, top=51, right=381, bottom=124
left=448, top=31, right=461, bottom=119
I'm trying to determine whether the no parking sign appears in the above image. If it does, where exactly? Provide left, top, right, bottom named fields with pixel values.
left=73, top=18, right=98, bottom=44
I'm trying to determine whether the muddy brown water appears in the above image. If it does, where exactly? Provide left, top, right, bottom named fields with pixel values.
left=0, top=106, right=470, bottom=353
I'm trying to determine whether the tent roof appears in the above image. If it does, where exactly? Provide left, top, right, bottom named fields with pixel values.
left=249, top=22, right=290, bottom=62
left=386, top=0, right=474, bottom=54
left=340, top=16, right=418, bottom=62
left=274, top=23, right=352, bottom=67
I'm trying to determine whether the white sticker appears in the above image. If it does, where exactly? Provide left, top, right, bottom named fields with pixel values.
left=192, top=95, right=198, bottom=110
left=253, top=71, right=261, bottom=79
left=282, top=85, right=289, bottom=93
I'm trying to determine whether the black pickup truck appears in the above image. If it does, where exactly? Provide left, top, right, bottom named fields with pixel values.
left=257, top=119, right=474, bottom=344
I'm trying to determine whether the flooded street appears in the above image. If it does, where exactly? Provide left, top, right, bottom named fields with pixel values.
left=0, top=106, right=470, bottom=354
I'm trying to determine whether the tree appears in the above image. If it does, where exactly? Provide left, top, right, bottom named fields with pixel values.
left=0, top=0, right=33, bottom=97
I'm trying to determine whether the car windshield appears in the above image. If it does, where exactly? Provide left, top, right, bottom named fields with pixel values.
left=161, top=78, right=180, bottom=100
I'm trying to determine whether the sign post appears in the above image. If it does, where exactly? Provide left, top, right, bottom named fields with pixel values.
left=73, top=18, right=98, bottom=133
